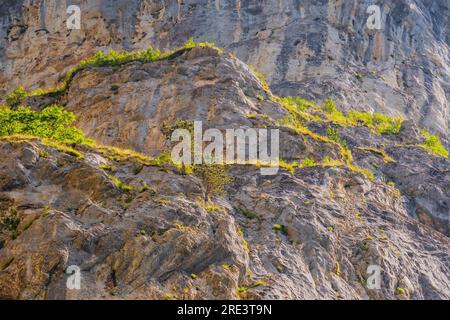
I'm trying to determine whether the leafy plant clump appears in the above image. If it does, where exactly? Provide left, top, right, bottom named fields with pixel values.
left=1, top=210, right=21, bottom=239
left=108, top=175, right=134, bottom=192
left=0, top=105, right=93, bottom=145
left=194, top=164, right=232, bottom=201
left=326, top=126, right=340, bottom=143
left=273, top=224, right=288, bottom=235
left=420, top=129, right=448, bottom=158
left=324, top=99, right=338, bottom=114
left=372, top=113, right=403, bottom=135
left=300, top=157, right=317, bottom=168
left=197, top=201, right=222, bottom=213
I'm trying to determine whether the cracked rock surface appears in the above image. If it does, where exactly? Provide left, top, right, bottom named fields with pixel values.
left=0, top=46, right=449, bottom=299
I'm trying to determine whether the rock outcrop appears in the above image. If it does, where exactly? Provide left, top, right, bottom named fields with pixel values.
left=0, top=45, right=449, bottom=299
left=1, top=0, right=449, bottom=137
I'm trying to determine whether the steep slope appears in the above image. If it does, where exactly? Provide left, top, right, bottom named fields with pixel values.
left=0, top=45, right=449, bottom=299
left=0, top=0, right=449, bottom=136
left=21, top=45, right=450, bottom=236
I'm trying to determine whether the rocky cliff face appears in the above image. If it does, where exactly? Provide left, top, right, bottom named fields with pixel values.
left=0, top=136, right=449, bottom=299
left=0, top=1, right=449, bottom=300
left=0, top=46, right=449, bottom=299
left=1, top=0, right=449, bottom=136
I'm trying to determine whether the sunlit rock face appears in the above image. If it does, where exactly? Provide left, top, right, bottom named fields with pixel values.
left=0, top=1, right=449, bottom=300
left=0, top=44, right=449, bottom=300
left=0, top=0, right=449, bottom=137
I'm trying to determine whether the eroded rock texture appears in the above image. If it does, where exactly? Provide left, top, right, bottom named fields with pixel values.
left=0, top=46, right=449, bottom=299
left=0, top=0, right=449, bottom=136
left=0, top=0, right=449, bottom=300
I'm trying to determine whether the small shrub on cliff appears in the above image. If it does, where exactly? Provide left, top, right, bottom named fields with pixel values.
left=183, top=37, right=216, bottom=49
left=280, top=96, right=313, bottom=112
left=300, top=157, right=316, bottom=168
left=372, top=113, right=403, bottom=135
left=161, top=119, right=195, bottom=140
left=420, top=129, right=448, bottom=158
left=193, top=164, right=232, bottom=201
left=273, top=224, right=287, bottom=235
left=323, top=99, right=337, bottom=114
left=249, top=65, right=271, bottom=94
left=396, top=287, right=406, bottom=296
left=326, top=126, right=340, bottom=143
left=108, top=175, right=133, bottom=192
left=197, top=200, right=222, bottom=213
left=348, top=111, right=373, bottom=127
left=1, top=210, right=21, bottom=239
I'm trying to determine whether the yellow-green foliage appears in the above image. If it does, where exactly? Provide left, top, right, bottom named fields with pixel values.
left=372, top=113, right=403, bottom=135
left=357, top=147, right=395, bottom=163
left=302, top=98, right=404, bottom=135
left=193, top=164, right=232, bottom=201
left=151, top=151, right=182, bottom=169
left=249, top=66, right=271, bottom=94
left=237, top=280, right=268, bottom=298
left=182, top=37, right=216, bottom=50
left=236, top=227, right=250, bottom=254
left=279, top=160, right=298, bottom=173
left=99, top=163, right=117, bottom=172
left=273, top=224, right=288, bottom=235
left=348, top=164, right=375, bottom=181
left=5, top=86, right=28, bottom=108
left=197, top=201, right=222, bottom=213
left=277, top=100, right=379, bottom=181
left=325, top=109, right=354, bottom=126
left=0, top=134, right=84, bottom=159
left=7, top=39, right=219, bottom=101
left=279, top=96, right=320, bottom=122
left=108, top=175, right=133, bottom=192
left=41, top=206, right=52, bottom=217
left=348, top=111, right=373, bottom=127
left=300, top=157, right=317, bottom=168
left=396, top=287, right=406, bottom=296
left=281, top=96, right=314, bottom=112
left=0, top=105, right=92, bottom=146
left=174, top=224, right=193, bottom=232
left=98, top=145, right=152, bottom=164
left=340, top=145, right=353, bottom=164
left=334, top=261, right=341, bottom=276
left=324, top=99, right=337, bottom=114
left=322, top=102, right=402, bottom=134
left=326, top=126, right=340, bottom=143
left=420, top=129, right=448, bottom=158
left=321, top=156, right=344, bottom=167
left=278, top=115, right=334, bottom=144
left=42, top=139, right=84, bottom=159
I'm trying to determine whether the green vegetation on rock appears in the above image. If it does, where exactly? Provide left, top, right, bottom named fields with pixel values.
left=0, top=105, right=92, bottom=145
left=3, top=39, right=219, bottom=104
left=193, top=164, right=232, bottom=201
left=420, top=129, right=448, bottom=158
